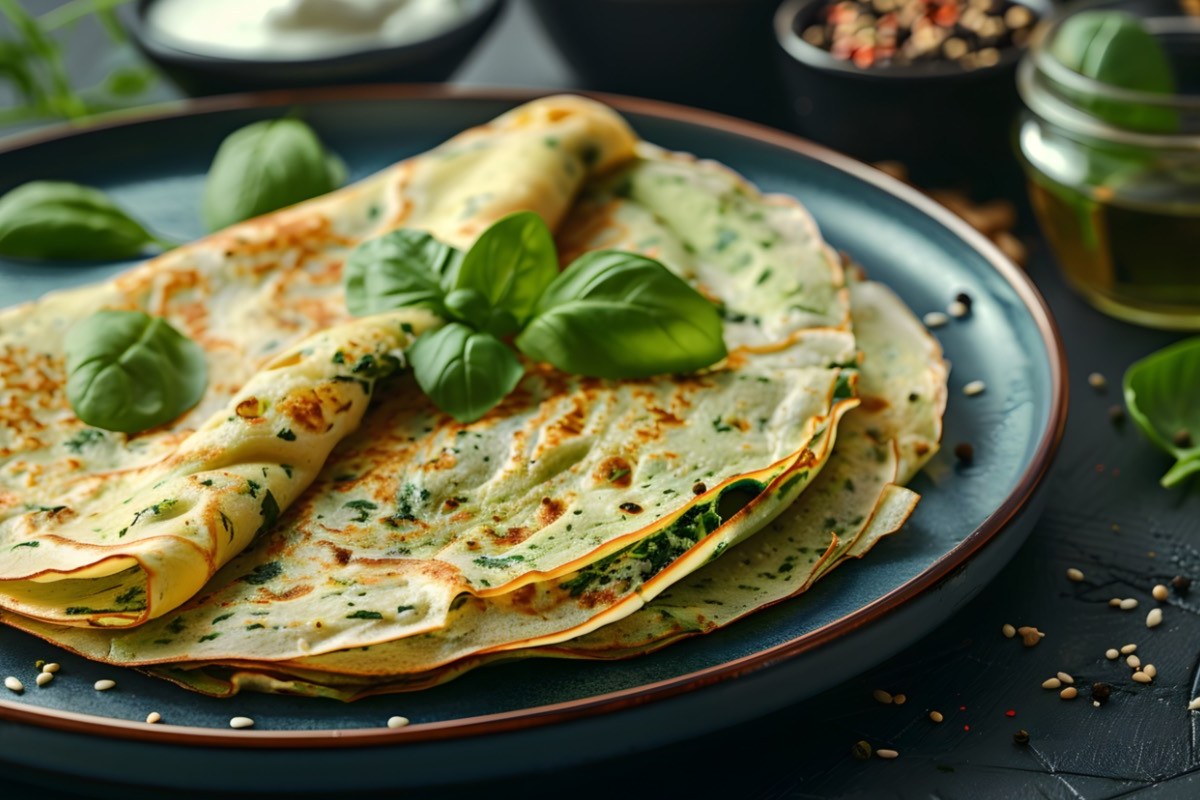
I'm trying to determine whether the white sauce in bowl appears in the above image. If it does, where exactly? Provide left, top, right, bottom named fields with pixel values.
left=146, top=0, right=479, bottom=60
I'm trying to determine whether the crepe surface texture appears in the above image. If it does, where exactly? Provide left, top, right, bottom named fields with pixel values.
left=0, top=96, right=946, bottom=698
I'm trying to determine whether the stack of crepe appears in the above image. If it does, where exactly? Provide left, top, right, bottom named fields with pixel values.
left=0, top=97, right=947, bottom=700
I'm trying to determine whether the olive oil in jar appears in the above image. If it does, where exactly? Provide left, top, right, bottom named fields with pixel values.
left=1028, top=172, right=1200, bottom=329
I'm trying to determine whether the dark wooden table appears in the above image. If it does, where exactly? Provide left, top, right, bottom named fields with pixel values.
left=2, top=2, right=1198, bottom=798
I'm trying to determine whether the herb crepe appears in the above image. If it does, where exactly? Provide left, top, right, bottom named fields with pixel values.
left=1, top=98, right=867, bottom=676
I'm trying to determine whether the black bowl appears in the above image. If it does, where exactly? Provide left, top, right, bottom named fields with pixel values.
left=774, top=0, right=1056, bottom=191
left=529, top=0, right=785, bottom=127
left=129, top=0, right=506, bottom=96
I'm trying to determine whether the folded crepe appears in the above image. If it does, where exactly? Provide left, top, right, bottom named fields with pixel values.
left=0, top=96, right=903, bottom=693
left=150, top=275, right=946, bottom=699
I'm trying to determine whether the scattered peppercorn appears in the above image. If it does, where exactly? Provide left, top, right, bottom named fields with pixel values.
left=1108, top=405, right=1126, bottom=427
left=1172, top=575, right=1192, bottom=594
left=852, top=740, right=874, bottom=760
left=692, top=482, right=707, bottom=496
left=1172, top=429, right=1193, bottom=448
left=954, top=292, right=973, bottom=313
left=1091, top=682, right=1112, bottom=705
left=954, top=442, right=975, bottom=465
left=1013, top=729, right=1030, bottom=745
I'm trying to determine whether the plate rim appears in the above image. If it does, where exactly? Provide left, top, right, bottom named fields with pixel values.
left=0, top=84, right=1069, bottom=749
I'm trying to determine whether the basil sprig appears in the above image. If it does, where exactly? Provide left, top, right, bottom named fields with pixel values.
left=202, top=118, right=345, bottom=232
left=64, top=310, right=208, bottom=434
left=343, top=211, right=726, bottom=423
left=0, top=181, right=173, bottom=260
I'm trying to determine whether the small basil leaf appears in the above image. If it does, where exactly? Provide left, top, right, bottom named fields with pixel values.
left=1124, top=336, right=1200, bottom=488
left=202, top=118, right=343, bottom=232
left=515, top=250, right=726, bottom=379
left=343, top=230, right=456, bottom=316
left=0, top=181, right=166, bottom=260
left=65, top=310, right=208, bottom=434
left=444, top=288, right=490, bottom=325
left=449, top=211, right=558, bottom=324
left=407, top=323, right=523, bottom=423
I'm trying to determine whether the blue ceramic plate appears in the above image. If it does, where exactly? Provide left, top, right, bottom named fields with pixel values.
left=0, top=88, right=1066, bottom=794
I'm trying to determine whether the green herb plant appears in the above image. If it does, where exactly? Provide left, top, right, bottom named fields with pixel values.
left=65, top=309, right=208, bottom=433
left=202, top=118, right=346, bottom=232
left=0, top=0, right=156, bottom=127
left=1123, top=337, right=1200, bottom=488
left=0, top=181, right=174, bottom=259
left=344, top=211, right=727, bottom=423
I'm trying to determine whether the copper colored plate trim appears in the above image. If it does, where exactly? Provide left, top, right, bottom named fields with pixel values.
left=0, top=85, right=1069, bottom=749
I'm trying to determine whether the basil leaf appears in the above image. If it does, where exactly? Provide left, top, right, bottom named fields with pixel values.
left=0, top=181, right=167, bottom=260
left=407, top=323, right=523, bottom=424
left=343, top=230, right=457, bottom=317
left=202, top=118, right=343, bottom=232
left=1124, top=336, right=1200, bottom=488
left=449, top=211, right=558, bottom=325
left=65, top=310, right=208, bottom=434
left=515, top=250, right=726, bottom=379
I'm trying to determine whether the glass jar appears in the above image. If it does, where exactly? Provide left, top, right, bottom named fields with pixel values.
left=1016, top=0, right=1200, bottom=330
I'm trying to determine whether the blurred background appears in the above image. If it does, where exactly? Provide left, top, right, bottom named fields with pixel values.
left=3, top=0, right=1198, bottom=330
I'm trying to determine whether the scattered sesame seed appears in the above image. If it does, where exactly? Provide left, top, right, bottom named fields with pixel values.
left=1106, top=649, right=1119, bottom=660
left=1153, top=584, right=1169, bottom=602
left=1120, top=644, right=1137, bottom=654
left=948, top=300, right=969, bottom=319
left=1119, top=598, right=1139, bottom=610
left=1147, top=608, right=1163, bottom=628
left=1066, top=568, right=1084, bottom=582
left=1189, top=697, right=1200, bottom=711
left=229, top=716, right=255, bottom=729
left=1042, top=678, right=1061, bottom=690
left=923, top=311, right=949, bottom=328
left=1109, top=598, right=1122, bottom=608
left=893, top=694, right=907, bottom=706
left=1144, top=664, right=1157, bottom=678
left=852, top=740, right=873, bottom=760
left=954, top=442, right=975, bottom=465
left=1126, top=655, right=1141, bottom=669
left=35, top=672, right=53, bottom=687
left=963, top=380, right=986, bottom=397
left=1001, top=623, right=1016, bottom=638
left=1060, top=687, right=1078, bottom=700
left=146, top=712, right=161, bottom=724
left=386, top=716, right=410, bottom=729
left=1057, top=672, right=1074, bottom=685
left=1108, top=405, right=1126, bottom=426
left=1173, top=575, right=1192, bottom=594
left=93, top=679, right=116, bottom=692
left=929, top=710, right=944, bottom=723
left=1087, top=372, right=1107, bottom=391
left=1132, top=671, right=1152, bottom=684
left=872, top=689, right=894, bottom=704
left=1093, top=701, right=1101, bottom=708
left=1013, top=729, right=1030, bottom=745
left=42, top=663, right=60, bottom=674
left=876, top=748, right=899, bottom=760
left=4, top=676, right=23, bottom=693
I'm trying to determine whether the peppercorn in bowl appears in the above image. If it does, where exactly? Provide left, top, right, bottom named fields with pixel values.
left=774, top=0, right=1052, bottom=190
